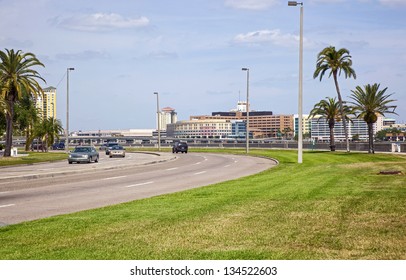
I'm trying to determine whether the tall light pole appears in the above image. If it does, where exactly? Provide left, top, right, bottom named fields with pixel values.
left=288, top=1, right=303, bottom=164
left=153, top=92, right=161, bottom=152
left=242, top=68, right=250, bottom=154
left=66, top=67, right=74, bottom=152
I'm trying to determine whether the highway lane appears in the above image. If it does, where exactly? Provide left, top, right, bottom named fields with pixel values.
left=0, top=152, right=276, bottom=225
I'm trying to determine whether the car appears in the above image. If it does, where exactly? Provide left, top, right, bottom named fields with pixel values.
left=99, top=143, right=108, bottom=150
left=105, top=142, right=119, bottom=155
left=109, top=145, right=126, bottom=158
left=52, top=142, right=65, bottom=150
left=68, top=146, right=99, bottom=164
left=172, top=142, right=188, bottom=153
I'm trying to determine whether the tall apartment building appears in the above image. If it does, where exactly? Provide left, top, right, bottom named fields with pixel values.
left=35, top=86, right=56, bottom=119
left=159, top=107, right=177, bottom=130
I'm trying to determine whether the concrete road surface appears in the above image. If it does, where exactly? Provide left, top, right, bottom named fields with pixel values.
left=0, top=152, right=276, bottom=225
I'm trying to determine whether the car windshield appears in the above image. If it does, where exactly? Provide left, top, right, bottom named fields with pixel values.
left=112, top=146, right=123, bottom=150
left=74, top=147, right=91, bottom=153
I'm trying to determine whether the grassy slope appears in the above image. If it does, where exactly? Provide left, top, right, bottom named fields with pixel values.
left=0, top=150, right=405, bottom=260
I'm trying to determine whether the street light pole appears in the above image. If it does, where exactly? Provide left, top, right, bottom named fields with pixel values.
left=242, top=68, right=250, bottom=154
left=66, top=67, right=74, bottom=152
left=288, top=1, right=303, bottom=164
left=154, top=92, right=161, bottom=152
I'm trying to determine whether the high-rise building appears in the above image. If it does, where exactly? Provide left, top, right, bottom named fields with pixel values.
left=36, top=86, right=56, bottom=119
left=159, top=107, right=177, bottom=130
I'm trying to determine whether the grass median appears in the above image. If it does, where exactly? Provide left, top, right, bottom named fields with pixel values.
left=0, top=149, right=405, bottom=259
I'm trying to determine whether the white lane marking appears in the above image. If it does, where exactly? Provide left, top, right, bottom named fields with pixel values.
left=194, top=162, right=202, bottom=165
left=124, top=181, right=154, bottom=188
left=0, top=204, right=15, bottom=208
left=234, top=161, right=238, bottom=163
left=0, top=191, right=11, bottom=195
left=224, top=165, right=231, bottom=168
left=194, top=171, right=207, bottom=175
left=101, top=176, right=127, bottom=181
left=166, top=167, right=178, bottom=171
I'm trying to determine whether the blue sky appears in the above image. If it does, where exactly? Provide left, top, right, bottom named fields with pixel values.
left=1, top=0, right=405, bottom=131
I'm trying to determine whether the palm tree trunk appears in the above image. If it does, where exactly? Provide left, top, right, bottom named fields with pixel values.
left=368, top=122, right=374, bottom=153
left=329, top=119, right=335, bottom=151
left=4, top=96, right=15, bottom=157
left=333, top=72, right=350, bottom=152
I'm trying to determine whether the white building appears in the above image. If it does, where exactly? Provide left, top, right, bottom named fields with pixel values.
left=159, top=107, right=177, bottom=130
left=309, top=115, right=384, bottom=141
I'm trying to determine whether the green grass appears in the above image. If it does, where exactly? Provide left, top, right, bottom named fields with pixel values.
left=0, top=150, right=405, bottom=259
left=0, top=151, right=67, bottom=166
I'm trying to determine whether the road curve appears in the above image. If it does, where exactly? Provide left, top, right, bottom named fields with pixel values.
left=0, top=152, right=276, bottom=225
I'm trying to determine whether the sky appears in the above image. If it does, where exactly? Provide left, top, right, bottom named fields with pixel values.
left=1, top=0, right=405, bottom=131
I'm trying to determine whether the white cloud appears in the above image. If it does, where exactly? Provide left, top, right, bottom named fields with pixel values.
left=233, top=29, right=299, bottom=46
left=225, top=0, right=279, bottom=10
left=54, top=13, right=149, bottom=32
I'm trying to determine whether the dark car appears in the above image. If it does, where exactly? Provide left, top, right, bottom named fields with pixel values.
left=52, top=142, right=65, bottom=150
left=105, top=142, right=119, bottom=155
left=172, top=142, right=188, bottom=153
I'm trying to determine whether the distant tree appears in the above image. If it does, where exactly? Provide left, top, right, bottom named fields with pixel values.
left=0, top=49, right=45, bottom=156
left=376, top=128, right=401, bottom=141
left=14, top=90, right=41, bottom=151
left=34, top=117, right=63, bottom=151
left=350, top=83, right=397, bottom=153
left=309, top=97, right=352, bottom=151
left=313, top=46, right=356, bottom=152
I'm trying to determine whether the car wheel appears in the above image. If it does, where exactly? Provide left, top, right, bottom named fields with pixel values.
left=95, top=156, right=99, bottom=163
left=69, top=161, right=72, bottom=164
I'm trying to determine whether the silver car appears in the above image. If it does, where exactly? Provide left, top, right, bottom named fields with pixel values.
left=68, top=146, right=99, bottom=164
left=109, top=145, right=126, bottom=158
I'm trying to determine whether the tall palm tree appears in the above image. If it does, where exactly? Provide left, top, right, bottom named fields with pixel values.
left=0, top=49, right=45, bottom=157
left=313, top=46, right=356, bottom=152
left=350, top=83, right=397, bottom=153
left=309, top=97, right=352, bottom=151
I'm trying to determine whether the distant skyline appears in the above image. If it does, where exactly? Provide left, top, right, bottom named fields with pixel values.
left=1, top=0, right=405, bottom=130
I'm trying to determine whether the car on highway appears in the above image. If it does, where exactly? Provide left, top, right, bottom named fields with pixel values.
left=68, top=146, right=99, bottom=164
left=52, top=142, right=65, bottom=150
left=105, top=142, right=119, bottom=155
left=172, top=142, right=188, bottom=153
left=109, top=145, right=126, bottom=158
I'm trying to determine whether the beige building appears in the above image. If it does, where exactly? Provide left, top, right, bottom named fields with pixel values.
left=167, top=119, right=232, bottom=138
left=190, top=112, right=293, bottom=138
left=36, top=86, right=56, bottom=119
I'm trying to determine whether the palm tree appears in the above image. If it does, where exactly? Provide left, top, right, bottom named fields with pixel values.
left=350, top=83, right=397, bottom=153
left=0, top=49, right=45, bottom=156
left=14, top=91, right=41, bottom=151
left=34, top=117, right=64, bottom=152
left=309, top=97, right=352, bottom=151
left=313, top=46, right=356, bottom=152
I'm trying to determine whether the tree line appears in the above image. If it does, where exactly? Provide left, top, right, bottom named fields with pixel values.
left=0, top=49, right=63, bottom=156
left=311, top=46, right=397, bottom=153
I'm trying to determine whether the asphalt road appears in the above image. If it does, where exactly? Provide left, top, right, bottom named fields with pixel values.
left=0, top=152, right=276, bottom=225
